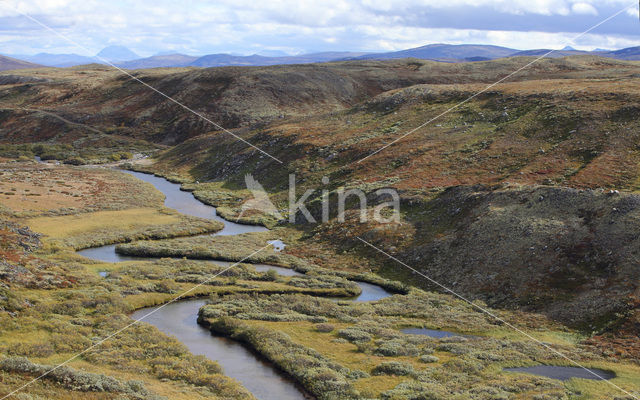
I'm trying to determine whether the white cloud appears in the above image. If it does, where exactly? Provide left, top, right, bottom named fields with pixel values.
left=356, top=26, right=640, bottom=51
left=0, top=0, right=637, bottom=56
left=572, top=2, right=598, bottom=15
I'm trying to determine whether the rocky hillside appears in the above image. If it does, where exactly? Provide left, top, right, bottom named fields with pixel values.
left=153, top=56, right=640, bottom=191
left=0, top=60, right=431, bottom=146
left=349, top=185, right=640, bottom=328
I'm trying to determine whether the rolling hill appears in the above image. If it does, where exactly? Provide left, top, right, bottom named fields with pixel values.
left=188, top=51, right=369, bottom=68
left=9, top=44, right=640, bottom=70
left=0, top=55, right=43, bottom=71
left=604, top=45, right=640, bottom=61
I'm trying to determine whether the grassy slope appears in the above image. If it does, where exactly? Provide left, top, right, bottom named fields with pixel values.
left=144, top=56, right=640, bottom=354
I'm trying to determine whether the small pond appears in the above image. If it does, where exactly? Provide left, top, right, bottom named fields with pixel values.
left=401, top=327, right=471, bottom=339
left=504, top=365, right=616, bottom=381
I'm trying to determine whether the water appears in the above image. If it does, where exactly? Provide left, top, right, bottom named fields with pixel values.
left=504, top=366, right=615, bottom=381
left=121, top=170, right=268, bottom=236
left=352, top=281, right=392, bottom=302
left=401, top=328, right=470, bottom=339
left=130, top=300, right=308, bottom=400
left=78, top=244, right=145, bottom=262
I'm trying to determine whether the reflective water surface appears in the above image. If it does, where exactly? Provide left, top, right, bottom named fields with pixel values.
left=122, top=170, right=268, bottom=236
left=401, top=328, right=471, bottom=339
left=131, top=300, right=309, bottom=400
left=504, top=365, right=615, bottom=381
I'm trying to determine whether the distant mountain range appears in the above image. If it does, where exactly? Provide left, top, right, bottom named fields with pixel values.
left=10, top=45, right=141, bottom=68
left=347, top=44, right=517, bottom=62
left=3, top=44, right=640, bottom=71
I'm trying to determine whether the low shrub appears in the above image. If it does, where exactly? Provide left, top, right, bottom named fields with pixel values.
left=355, top=341, right=375, bottom=354
left=337, top=328, right=372, bottom=343
left=372, top=361, right=415, bottom=376
left=375, top=339, right=419, bottom=357
left=381, top=382, right=452, bottom=400
left=0, top=357, right=150, bottom=395
left=315, top=323, right=335, bottom=333
left=419, top=355, right=439, bottom=363
left=7, top=342, right=55, bottom=358
left=63, top=157, right=86, bottom=166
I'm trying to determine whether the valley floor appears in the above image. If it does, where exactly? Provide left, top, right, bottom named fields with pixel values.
left=0, top=160, right=638, bottom=399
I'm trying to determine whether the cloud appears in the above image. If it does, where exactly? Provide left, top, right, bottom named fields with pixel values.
left=0, top=0, right=637, bottom=56
left=572, top=3, right=598, bottom=15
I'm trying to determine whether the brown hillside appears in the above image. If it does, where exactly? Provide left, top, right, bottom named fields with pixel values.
left=0, top=55, right=43, bottom=72
left=2, top=56, right=636, bottom=147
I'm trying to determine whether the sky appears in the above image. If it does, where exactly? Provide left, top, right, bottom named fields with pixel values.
left=1, top=0, right=639, bottom=57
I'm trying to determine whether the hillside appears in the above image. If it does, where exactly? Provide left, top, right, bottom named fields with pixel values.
left=136, top=56, right=640, bottom=349
left=153, top=56, right=640, bottom=189
left=2, top=54, right=640, bottom=351
left=2, top=55, right=636, bottom=149
left=0, top=57, right=553, bottom=147
left=0, top=55, right=43, bottom=71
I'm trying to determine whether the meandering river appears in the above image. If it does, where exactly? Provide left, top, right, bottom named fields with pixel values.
left=79, top=169, right=392, bottom=400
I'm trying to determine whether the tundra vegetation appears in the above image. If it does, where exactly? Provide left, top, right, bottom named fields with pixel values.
left=1, top=56, right=640, bottom=398
left=139, top=57, right=640, bottom=361
left=198, top=291, right=640, bottom=399
left=1, top=162, right=637, bottom=399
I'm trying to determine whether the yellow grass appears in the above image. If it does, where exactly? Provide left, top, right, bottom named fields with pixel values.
left=564, top=361, right=640, bottom=400
left=243, top=320, right=432, bottom=397
left=482, top=327, right=585, bottom=346
left=26, top=208, right=179, bottom=239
